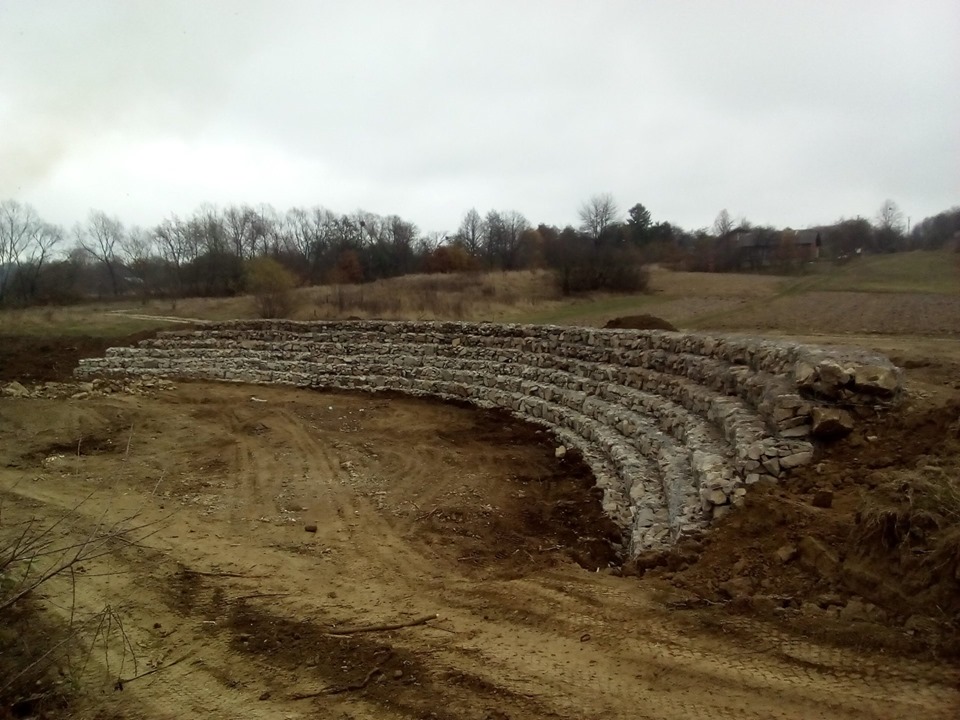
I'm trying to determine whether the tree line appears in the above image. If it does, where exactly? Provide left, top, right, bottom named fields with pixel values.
left=654, top=200, right=959, bottom=274
left=0, top=195, right=957, bottom=308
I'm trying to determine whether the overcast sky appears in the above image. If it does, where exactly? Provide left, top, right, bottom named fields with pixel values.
left=1, top=0, right=957, bottom=236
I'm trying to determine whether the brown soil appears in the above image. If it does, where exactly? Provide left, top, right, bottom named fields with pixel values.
left=604, top=314, right=678, bottom=331
left=0, top=332, right=157, bottom=383
left=633, top=400, right=960, bottom=653
left=626, top=351, right=960, bottom=667
left=1, top=339, right=959, bottom=718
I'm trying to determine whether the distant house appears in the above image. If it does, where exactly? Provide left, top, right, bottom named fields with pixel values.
left=731, top=228, right=821, bottom=268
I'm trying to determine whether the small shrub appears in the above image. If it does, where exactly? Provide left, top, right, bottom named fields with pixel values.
left=245, top=257, right=298, bottom=319
left=423, top=245, right=478, bottom=274
left=556, top=248, right=650, bottom=296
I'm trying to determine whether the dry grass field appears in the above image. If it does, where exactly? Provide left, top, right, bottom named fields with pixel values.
left=2, top=250, right=960, bottom=719
left=2, top=250, right=956, bottom=338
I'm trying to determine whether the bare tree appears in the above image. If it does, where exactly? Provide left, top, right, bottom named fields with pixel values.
left=120, top=225, right=156, bottom=296
left=354, top=210, right=382, bottom=247
left=500, top=210, right=530, bottom=270
left=578, top=193, right=619, bottom=241
left=223, top=205, right=264, bottom=260
left=153, top=216, right=191, bottom=296
left=875, top=199, right=906, bottom=252
left=483, top=210, right=504, bottom=268
left=194, top=205, right=228, bottom=256
left=0, top=200, right=62, bottom=304
left=456, top=208, right=485, bottom=258
left=418, top=231, right=446, bottom=254
left=712, top=209, right=733, bottom=237
left=876, top=199, right=905, bottom=233
left=285, top=207, right=336, bottom=280
left=219, top=203, right=280, bottom=259
left=257, top=204, right=281, bottom=256
left=382, top=214, right=418, bottom=275
left=305, top=207, right=339, bottom=280
left=481, top=210, right=529, bottom=269
left=0, top=201, right=36, bottom=285
left=121, top=226, right=153, bottom=266
left=76, top=210, right=125, bottom=296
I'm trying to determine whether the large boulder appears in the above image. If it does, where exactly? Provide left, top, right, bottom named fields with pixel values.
left=811, top=407, right=855, bottom=439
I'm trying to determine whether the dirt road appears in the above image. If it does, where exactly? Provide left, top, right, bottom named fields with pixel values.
left=2, top=381, right=957, bottom=719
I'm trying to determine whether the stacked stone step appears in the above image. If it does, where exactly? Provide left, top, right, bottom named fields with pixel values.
left=76, top=320, right=902, bottom=554
left=85, top=339, right=750, bottom=547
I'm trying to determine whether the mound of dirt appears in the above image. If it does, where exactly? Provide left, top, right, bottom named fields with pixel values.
left=631, top=398, right=960, bottom=658
left=604, top=314, right=678, bottom=331
left=0, top=331, right=156, bottom=383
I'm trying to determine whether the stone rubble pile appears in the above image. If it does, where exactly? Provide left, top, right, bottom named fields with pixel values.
left=74, top=320, right=902, bottom=555
left=2, top=377, right=175, bottom=400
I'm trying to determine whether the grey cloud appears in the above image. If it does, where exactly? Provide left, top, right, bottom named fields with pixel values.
left=1, top=0, right=957, bottom=233
left=0, top=1, right=277, bottom=192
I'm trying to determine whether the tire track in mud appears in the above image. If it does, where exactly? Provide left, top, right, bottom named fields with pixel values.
left=3, top=384, right=960, bottom=719
left=231, top=404, right=452, bottom=616
left=280, top=411, right=459, bottom=606
left=422, top=573, right=959, bottom=720
left=0, top=490, right=291, bottom=720
left=205, top=403, right=629, bottom=717
left=109, top=428, right=960, bottom=719
left=256, top=412, right=587, bottom=717
left=2, top=483, right=535, bottom=720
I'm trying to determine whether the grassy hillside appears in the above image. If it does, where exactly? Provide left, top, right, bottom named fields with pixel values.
left=514, top=251, right=959, bottom=330
left=0, top=250, right=956, bottom=338
left=801, top=251, right=960, bottom=295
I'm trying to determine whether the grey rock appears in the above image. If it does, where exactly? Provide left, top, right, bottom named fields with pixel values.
left=712, top=504, right=732, bottom=520
left=779, top=451, right=814, bottom=470
left=700, top=487, right=728, bottom=507
left=811, top=407, right=855, bottom=439
left=4, top=380, right=29, bottom=398
left=853, top=364, right=900, bottom=397
left=817, top=360, right=852, bottom=388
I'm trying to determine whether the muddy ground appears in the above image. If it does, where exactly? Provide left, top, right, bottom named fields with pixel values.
left=0, top=332, right=158, bottom=383
left=1, top=333, right=959, bottom=719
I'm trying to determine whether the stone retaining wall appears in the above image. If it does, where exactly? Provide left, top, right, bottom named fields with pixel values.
left=76, top=320, right=902, bottom=554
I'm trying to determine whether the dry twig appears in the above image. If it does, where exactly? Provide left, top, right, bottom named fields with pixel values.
left=114, top=653, right=191, bottom=690
left=327, top=613, right=438, bottom=636
left=233, top=592, right=291, bottom=602
left=179, top=567, right=261, bottom=579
